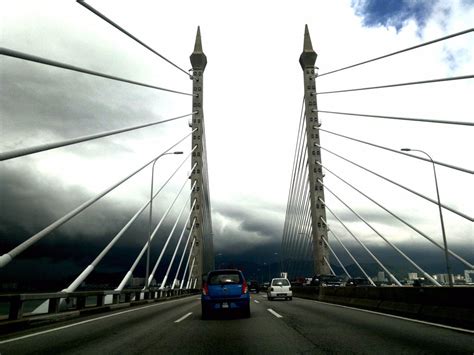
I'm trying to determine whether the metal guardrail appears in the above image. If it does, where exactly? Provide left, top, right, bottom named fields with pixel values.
left=0, top=288, right=199, bottom=321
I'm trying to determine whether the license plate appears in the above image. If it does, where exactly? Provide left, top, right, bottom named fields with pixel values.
left=277, top=293, right=286, bottom=296
left=221, top=302, right=229, bottom=308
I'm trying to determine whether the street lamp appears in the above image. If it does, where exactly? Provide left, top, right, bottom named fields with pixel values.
left=145, top=151, right=183, bottom=290
left=401, top=148, right=453, bottom=287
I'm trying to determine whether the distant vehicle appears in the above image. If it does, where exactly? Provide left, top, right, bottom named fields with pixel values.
left=249, top=280, right=259, bottom=293
left=263, top=282, right=270, bottom=290
left=201, top=269, right=250, bottom=319
left=290, top=277, right=306, bottom=287
left=311, top=274, right=342, bottom=287
left=267, top=278, right=292, bottom=301
left=346, top=277, right=373, bottom=287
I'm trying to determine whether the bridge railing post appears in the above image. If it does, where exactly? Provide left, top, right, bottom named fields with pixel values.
left=76, top=295, right=86, bottom=310
left=8, top=296, right=23, bottom=320
left=48, top=297, right=60, bottom=314
left=97, top=293, right=105, bottom=307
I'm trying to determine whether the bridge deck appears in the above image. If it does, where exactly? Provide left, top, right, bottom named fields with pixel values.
left=1, top=294, right=472, bottom=354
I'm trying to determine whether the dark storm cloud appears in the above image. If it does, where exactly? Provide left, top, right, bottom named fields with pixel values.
left=326, top=206, right=426, bottom=228
left=0, top=162, right=190, bottom=285
left=0, top=170, right=186, bottom=290
left=328, top=240, right=471, bottom=275
left=351, top=0, right=446, bottom=32
left=0, top=163, right=135, bottom=246
left=212, top=201, right=284, bottom=250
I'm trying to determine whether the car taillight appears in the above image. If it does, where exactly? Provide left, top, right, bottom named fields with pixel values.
left=242, top=280, right=248, bottom=294
left=202, top=282, right=208, bottom=296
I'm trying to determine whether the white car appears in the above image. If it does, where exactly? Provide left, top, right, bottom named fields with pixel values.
left=267, top=278, right=292, bottom=301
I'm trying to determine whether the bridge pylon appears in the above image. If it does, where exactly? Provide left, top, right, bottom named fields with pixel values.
left=299, top=25, right=330, bottom=275
left=189, top=27, right=214, bottom=289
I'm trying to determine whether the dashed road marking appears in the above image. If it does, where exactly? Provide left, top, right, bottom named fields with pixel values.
left=174, top=312, right=193, bottom=323
left=267, top=308, right=283, bottom=318
left=254, top=300, right=260, bottom=304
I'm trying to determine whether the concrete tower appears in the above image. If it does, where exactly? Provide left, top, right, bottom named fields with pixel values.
left=189, top=27, right=213, bottom=288
left=299, top=25, right=330, bottom=275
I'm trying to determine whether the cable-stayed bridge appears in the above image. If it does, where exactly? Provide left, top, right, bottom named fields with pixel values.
left=1, top=2, right=473, bottom=352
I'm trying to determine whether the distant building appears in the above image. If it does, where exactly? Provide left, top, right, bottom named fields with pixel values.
left=408, top=272, right=418, bottom=280
left=464, top=270, right=474, bottom=283
left=377, top=271, right=387, bottom=282
left=128, top=277, right=157, bottom=287
left=129, top=277, right=145, bottom=287
left=433, top=274, right=460, bottom=284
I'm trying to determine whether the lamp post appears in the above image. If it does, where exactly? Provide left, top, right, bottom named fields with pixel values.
left=401, top=148, right=453, bottom=287
left=216, top=253, right=223, bottom=269
left=263, top=262, right=270, bottom=282
left=145, top=151, right=183, bottom=290
left=274, top=252, right=280, bottom=276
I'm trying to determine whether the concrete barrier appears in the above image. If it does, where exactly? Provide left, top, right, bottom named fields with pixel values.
left=292, top=286, right=474, bottom=329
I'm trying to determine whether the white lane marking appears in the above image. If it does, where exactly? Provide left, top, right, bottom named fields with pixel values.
left=254, top=300, right=260, bottom=304
left=0, top=297, right=197, bottom=345
left=306, top=299, right=474, bottom=334
left=174, top=312, right=193, bottom=323
left=267, top=308, right=283, bottom=318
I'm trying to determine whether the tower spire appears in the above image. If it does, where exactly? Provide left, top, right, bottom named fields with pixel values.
left=299, top=24, right=317, bottom=70
left=194, top=26, right=203, bottom=52
left=190, top=26, right=207, bottom=70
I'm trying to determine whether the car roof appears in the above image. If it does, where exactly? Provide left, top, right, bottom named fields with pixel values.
left=208, top=269, right=242, bottom=274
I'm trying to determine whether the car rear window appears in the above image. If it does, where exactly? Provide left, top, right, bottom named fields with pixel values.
left=272, top=279, right=290, bottom=286
left=208, top=272, right=242, bottom=285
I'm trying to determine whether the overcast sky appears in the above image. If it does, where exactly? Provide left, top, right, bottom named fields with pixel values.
left=1, top=0, right=473, bottom=286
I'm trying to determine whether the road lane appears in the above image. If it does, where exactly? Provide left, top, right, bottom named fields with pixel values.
left=1, top=293, right=473, bottom=354
left=0, top=296, right=200, bottom=354
left=258, top=294, right=474, bottom=354
left=168, top=294, right=316, bottom=354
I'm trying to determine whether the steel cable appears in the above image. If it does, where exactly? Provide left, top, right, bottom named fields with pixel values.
left=77, top=0, right=191, bottom=78
left=0, top=47, right=192, bottom=96
left=317, top=127, right=472, bottom=174
left=317, top=75, right=473, bottom=95
left=316, top=110, right=474, bottom=127
left=317, top=144, right=473, bottom=222
left=318, top=28, right=474, bottom=77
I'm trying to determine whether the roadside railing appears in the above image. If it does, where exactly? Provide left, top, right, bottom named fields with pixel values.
left=0, top=288, right=199, bottom=322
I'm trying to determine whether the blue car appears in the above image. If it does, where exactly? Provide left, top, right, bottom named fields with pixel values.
left=201, top=269, right=250, bottom=319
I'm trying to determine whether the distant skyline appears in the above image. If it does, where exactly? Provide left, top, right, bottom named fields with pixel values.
left=1, top=0, right=473, bottom=288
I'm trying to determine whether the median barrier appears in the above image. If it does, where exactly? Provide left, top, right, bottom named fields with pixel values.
left=292, top=286, right=474, bottom=329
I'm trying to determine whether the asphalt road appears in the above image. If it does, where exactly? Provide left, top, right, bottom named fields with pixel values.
left=1, top=294, right=473, bottom=354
